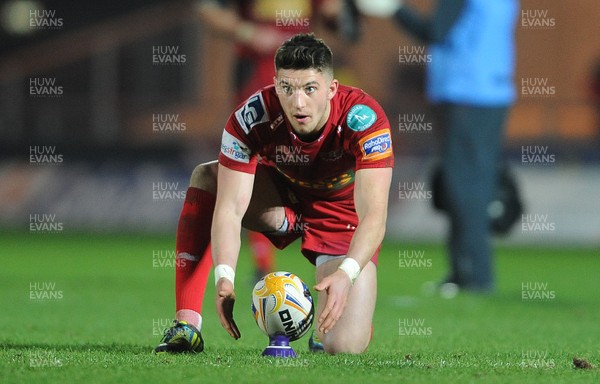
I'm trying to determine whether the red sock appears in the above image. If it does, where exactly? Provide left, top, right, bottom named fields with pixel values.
left=248, top=231, right=275, bottom=274
left=175, top=187, right=215, bottom=314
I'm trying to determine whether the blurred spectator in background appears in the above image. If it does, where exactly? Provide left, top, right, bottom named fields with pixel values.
left=195, top=0, right=357, bottom=278
left=359, top=0, right=518, bottom=294
left=196, top=0, right=353, bottom=103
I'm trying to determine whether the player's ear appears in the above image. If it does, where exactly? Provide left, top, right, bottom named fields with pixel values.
left=328, top=78, right=338, bottom=100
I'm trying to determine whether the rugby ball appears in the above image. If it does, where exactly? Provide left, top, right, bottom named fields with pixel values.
left=251, top=271, right=314, bottom=341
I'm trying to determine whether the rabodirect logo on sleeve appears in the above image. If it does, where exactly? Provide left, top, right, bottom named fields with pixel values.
left=359, top=129, right=392, bottom=161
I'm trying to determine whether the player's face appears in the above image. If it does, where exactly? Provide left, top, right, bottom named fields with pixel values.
left=275, top=68, right=338, bottom=138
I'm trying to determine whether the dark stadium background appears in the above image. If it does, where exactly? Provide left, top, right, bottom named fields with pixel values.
left=1, top=0, right=599, bottom=243
left=1, top=2, right=599, bottom=382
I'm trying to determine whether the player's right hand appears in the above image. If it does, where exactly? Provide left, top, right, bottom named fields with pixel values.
left=314, top=269, right=353, bottom=334
left=216, top=278, right=241, bottom=339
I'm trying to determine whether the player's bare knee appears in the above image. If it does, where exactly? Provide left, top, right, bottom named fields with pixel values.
left=322, top=331, right=370, bottom=355
left=323, top=337, right=369, bottom=355
left=189, top=161, right=218, bottom=193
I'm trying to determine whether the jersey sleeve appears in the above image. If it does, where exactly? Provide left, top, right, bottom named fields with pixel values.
left=218, top=91, right=271, bottom=174
left=345, top=93, right=395, bottom=170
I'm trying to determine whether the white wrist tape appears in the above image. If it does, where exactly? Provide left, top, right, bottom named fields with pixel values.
left=214, top=264, right=235, bottom=288
left=338, top=258, right=361, bottom=284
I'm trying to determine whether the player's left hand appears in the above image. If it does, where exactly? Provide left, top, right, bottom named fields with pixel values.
left=216, top=278, right=241, bottom=339
left=314, top=269, right=353, bottom=333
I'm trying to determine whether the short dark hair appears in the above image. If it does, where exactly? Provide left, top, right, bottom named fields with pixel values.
left=274, top=33, right=333, bottom=77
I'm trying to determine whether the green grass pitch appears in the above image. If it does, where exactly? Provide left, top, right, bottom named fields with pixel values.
left=1, top=232, right=599, bottom=383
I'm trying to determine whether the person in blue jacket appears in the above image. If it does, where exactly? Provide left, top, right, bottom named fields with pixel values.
left=391, top=0, right=519, bottom=293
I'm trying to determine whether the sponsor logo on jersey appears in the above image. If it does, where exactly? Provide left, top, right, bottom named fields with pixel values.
left=274, top=167, right=355, bottom=191
left=221, top=130, right=251, bottom=163
left=346, top=104, right=377, bottom=132
left=319, top=147, right=344, bottom=162
left=235, top=92, right=269, bottom=134
left=270, top=113, right=284, bottom=130
left=359, top=129, right=392, bottom=161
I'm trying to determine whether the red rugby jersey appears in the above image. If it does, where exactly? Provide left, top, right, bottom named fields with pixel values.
left=218, top=84, right=394, bottom=200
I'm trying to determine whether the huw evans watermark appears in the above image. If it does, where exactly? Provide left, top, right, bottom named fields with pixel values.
left=152, top=113, right=186, bottom=133
left=29, top=350, right=63, bottom=368
left=30, top=282, right=63, bottom=301
left=521, top=145, right=555, bottom=165
left=152, top=45, right=186, bottom=65
left=30, top=9, right=63, bottom=30
left=520, top=350, right=555, bottom=368
left=521, top=282, right=555, bottom=301
left=29, top=77, right=63, bottom=97
left=275, top=211, right=308, bottom=233
left=152, top=250, right=189, bottom=269
left=521, top=9, right=556, bottom=29
left=521, top=214, right=555, bottom=233
left=29, top=213, right=63, bottom=233
left=274, top=145, right=310, bottom=166
left=29, top=146, right=63, bottom=165
left=152, top=182, right=186, bottom=201
left=398, top=249, right=432, bottom=268
left=398, top=182, right=432, bottom=200
left=398, top=46, right=431, bottom=65
left=398, top=113, right=432, bottom=133
left=271, top=358, right=310, bottom=367
left=275, top=9, right=309, bottom=28
left=399, top=318, right=432, bottom=336
left=152, top=318, right=173, bottom=336
left=521, top=78, right=555, bottom=97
